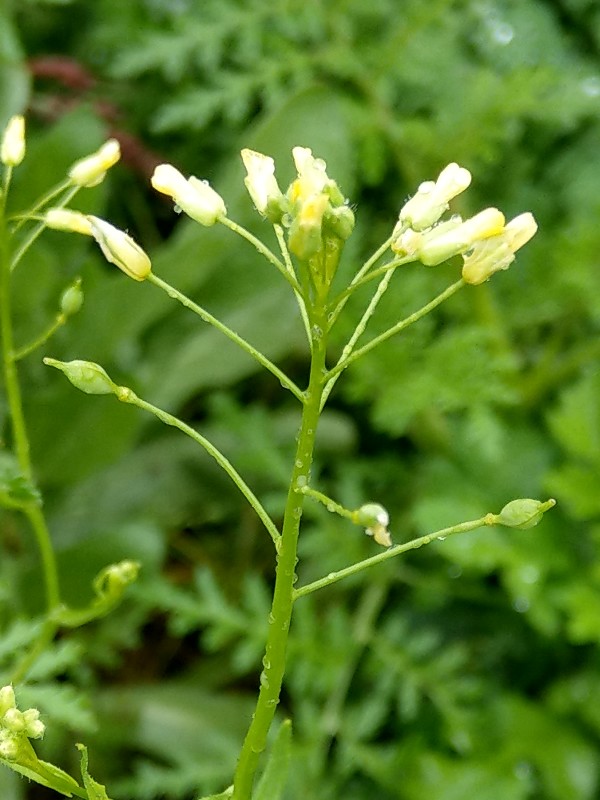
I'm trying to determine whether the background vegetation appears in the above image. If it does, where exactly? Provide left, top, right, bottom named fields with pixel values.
left=1, top=0, right=600, bottom=798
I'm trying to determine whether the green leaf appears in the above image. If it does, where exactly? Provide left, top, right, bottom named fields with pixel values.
left=77, top=744, right=113, bottom=800
left=0, top=451, right=41, bottom=507
left=254, top=719, right=292, bottom=800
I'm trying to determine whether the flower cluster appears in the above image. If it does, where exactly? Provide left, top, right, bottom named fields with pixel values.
left=241, top=146, right=355, bottom=265
left=0, top=686, right=44, bottom=762
left=392, top=163, right=537, bottom=284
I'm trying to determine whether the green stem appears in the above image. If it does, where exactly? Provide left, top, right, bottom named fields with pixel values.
left=274, top=223, right=311, bottom=345
left=11, top=184, right=79, bottom=271
left=15, top=313, right=66, bottom=361
left=116, top=387, right=281, bottom=549
left=0, top=189, right=61, bottom=623
left=321, top=263, right=397, bottom=409
left=325, top=279, right=464, bottom=387
left=300, top=485, right=354, bottom=522
left=293, top=512, right=495, bottom=600
left=220, top=217, right=301, bottom=294
left=328, top=255, right=410, bottom=315
left=147, top=272, right=305, bottom=403
left=326, top=235, right=394, bottom=330
left=232, top=304, right=328, bottom=800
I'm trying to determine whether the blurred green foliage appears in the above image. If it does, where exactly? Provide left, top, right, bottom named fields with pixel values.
left=1, top=0, right=600, bottom=798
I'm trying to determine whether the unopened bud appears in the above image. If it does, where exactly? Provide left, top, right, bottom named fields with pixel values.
left=417, top=208, right=505, bottom=266
left=88, top=216, right=151, bottom=281
left=3, top=708, right=25, bottom=733
left=60, top=278, right=83, bottom=317
left=399, top=162, right=472, bottom=231
left=45, top=208, right=93, bottom=235
left=0, top=686, right=16, bottom=716
left=22, top=709, right=44, bottom=739
left=1, top=115, right=26, bottom=167
left=288, top=194, right=329, bottom=260
left=241, top=148, right=284, bottom=220
left=151, top=164, right=226, bottom=226
left=0, top=736, right=18, bottom=761
left=43, top=358, right=118, bottom=395
left=68, top=139, right=120, bottom=187
left=497, top=498, right=556, bottom=530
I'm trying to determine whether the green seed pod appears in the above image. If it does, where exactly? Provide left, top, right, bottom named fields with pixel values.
left=43, top=358, right=117, bottom=395
left=497, top=498, right=555, bottom=530
left=60, top=278, right=83, bottom=317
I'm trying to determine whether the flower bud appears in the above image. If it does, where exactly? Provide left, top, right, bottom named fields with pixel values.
left=45, top=208, right=94, bottom=235
left=88, top=216, right=151, bottom=281
left=241, top=148, right=284, bottom=220
left=462, top=212, right=538, bottom=285
left=504, top=212, right=538, bottom=252
left=399, top=162, right=472, bottom=231
left=43, top=358, right=118, bottom=395
left=68, top=139, right=121, bottom=187
left=0, top=686, right=16, bottom=716
left=60, top=278, right=84, bottom=317
left=417, top=208, right=505, bottom=266
left=0, top=735, right=18, bottom=761
left=326, top=204, right=355, bottom=241
left=289, top=147, right=329, bottom=202
left=3, top=708, right=25, bottom=733
left=354, top=503, right=392, bottom=547
left=288, top=193, right=329, bottom=260
left=497, top=498, right=556, bottom=530
left=151, top=163, right=226, bottom=226
left=1, top=115, right=26, bottom=167
left=22, top=709, right=44, bottom=739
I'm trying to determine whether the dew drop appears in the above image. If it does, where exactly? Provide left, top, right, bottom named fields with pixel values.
left=326, top=503, right=335, bottom=513
left=296, top=475, right=307, bottom=489
left=262, top=657, right=271, bottom=670
left=268, top=612, right=276, bottom=624
left=295, top=459, right=304, bottom=469
left=437, top=535, right=447, bottom=541
left=513, top=596, right=530, bottom=613
left=489, top=20, right=514, bottom=45
left=581, top=75, right=600, bottom=97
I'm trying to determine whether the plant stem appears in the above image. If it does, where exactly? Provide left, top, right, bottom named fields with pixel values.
left=11, top=183, right=79, bottom=271
left=325, top=278, right=464, bottom=388
left=293, top=512, right=495, bottom=599
left=116, top=388, right=281, bottom=549
left=0, top=195, right=61, bottom=620
left=232, top=305, right=328, bottom=800
left=220, top=216, right=301, bottom=294
left=147, top=273, right=305, bottom=403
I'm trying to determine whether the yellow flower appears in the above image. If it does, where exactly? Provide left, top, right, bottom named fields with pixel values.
left=399, top=162, right=472, bottom=231
left=241, top=148, right=283, bottom=217
left=88, top=216, right=151, bottom=281
left=68, top=139, right=121, bottom=187
left=151, top=163, right=226, bottom=225
left=417, top=208, right=505, bottom=266
left=45, top=208, right=93, bottom=236
left=462, top=212, right=537, bottom=285
left=1, top=115, right=26, bottom=167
